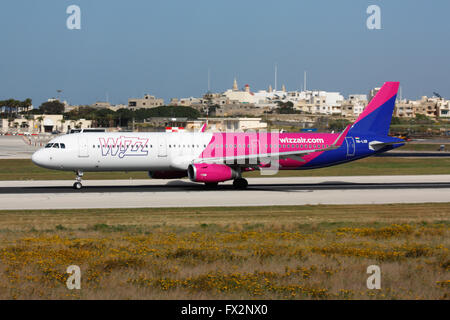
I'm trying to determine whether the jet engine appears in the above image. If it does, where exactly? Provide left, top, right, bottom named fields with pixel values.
left=187, top=163, right=239, bottom=183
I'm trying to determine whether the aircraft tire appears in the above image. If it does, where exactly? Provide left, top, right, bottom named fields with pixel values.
left=73, top=182, right=82, bottom=190
left=204, top=182, right=219, bottom=189
left=233, top=178, right=248, bottom=190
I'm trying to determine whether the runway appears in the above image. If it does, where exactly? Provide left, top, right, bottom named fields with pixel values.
left=0, top=175, right=449, bottom=210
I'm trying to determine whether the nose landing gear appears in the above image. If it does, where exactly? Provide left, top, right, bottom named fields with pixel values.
left=73, top=170, right=83, bottom=190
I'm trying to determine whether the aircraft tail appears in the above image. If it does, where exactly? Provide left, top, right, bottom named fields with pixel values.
left=349, top=81, right=399, bottom=136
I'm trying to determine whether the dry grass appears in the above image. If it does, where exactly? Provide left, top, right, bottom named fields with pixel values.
left=0, top=204, right=448, bottom=300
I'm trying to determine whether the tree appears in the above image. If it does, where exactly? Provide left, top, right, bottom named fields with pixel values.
left=36, top=116, right=44, bottom=133
left=0, top=98, right=30, bottom=117
left=20, top=98, right=32, bottom=113
left=276, top=101, right=298, bottom=114
left=58, top=119, right=66, bottom=131
left=39, top=100, right=65, bottom=114
left=328, top=119, right=351, bottom=131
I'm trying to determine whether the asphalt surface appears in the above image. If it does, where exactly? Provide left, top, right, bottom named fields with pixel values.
left=0, top=176, right=448, bottom=209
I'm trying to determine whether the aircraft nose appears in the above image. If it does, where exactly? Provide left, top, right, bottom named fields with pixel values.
left=31, top=150, right=47, bottom=168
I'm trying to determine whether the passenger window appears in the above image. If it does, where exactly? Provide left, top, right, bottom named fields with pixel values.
left=60, top=143, right=65, bottom=149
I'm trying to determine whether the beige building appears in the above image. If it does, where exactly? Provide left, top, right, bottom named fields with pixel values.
left=393, top=96, right=450, bottom=119
left=197, top=117, right=267, bottom=132
left=128, top=94, right=164, bottom=110
left=414, top=97, right=439, bottom=118
left=214, top=104, right=271, bottom=117
left=0, top=115, right=92, bottom=134
left=394, top=102, right=415, bottom=118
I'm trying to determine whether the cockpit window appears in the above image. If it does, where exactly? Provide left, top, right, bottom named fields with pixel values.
left=60, top=143, right=66, bottom=149
left=45, top=143, right=53, bottom=148
left=52, top=143, right=60, bottom=148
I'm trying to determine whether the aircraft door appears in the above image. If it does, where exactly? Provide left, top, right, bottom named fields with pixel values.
left=249, top=136, right=259, bottom=165
left=78, top=137, right=89, bottom=158
left=250, top=137, right=259, bottom=155
left=346, top=137, right=355, bottom=157
left=158, top=135, right=167, bottom=157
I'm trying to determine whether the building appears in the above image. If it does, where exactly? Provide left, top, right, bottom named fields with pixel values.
left=340, top=94, right=367, bottom=117
left=168, top=97, right=204, bottom=107
left=438, top=100, right=450, bottom=118
left=213, top=104, right=271, bottom=117
left=369, top=87, right=381, bottom=102
left=128, top=94, right=164, bottom=110
left=291, top=91, right=344, bottom=115
left=197, top=117, right=267, bottom=132
left=223, top=82, right=258, bottom=104
left=414, top=96, right=439, bottom=118
left=394, top=102, right=415, bottom=118
left=0, top=114, right=92, bottom=134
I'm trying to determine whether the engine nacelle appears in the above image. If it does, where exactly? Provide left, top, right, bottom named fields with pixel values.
left=187, top=163, right=239, bottom=183
left=148, top=170, right=187, bottom=179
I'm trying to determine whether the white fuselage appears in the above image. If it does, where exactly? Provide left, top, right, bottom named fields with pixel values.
left=32, top=132, right=214, bottom=172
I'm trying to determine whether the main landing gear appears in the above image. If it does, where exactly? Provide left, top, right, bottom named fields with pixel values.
left=73, top=170, right=83, bottom=190
left=233, top=178, right=248, bottom=190
left=204, top=182, right=219, bottom=189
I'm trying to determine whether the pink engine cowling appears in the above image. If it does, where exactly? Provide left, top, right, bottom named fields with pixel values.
left=188, top=164, right=239, bottom=183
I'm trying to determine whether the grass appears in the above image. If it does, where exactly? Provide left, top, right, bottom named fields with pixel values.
left=400, top=143, right=450, bottom=152
left=0, top=157, right=449, bottom=180
left=0, top=203, right=448, bottom=299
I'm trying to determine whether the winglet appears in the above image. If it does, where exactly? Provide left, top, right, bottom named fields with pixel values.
left=199, top=123, right=207, bottom=133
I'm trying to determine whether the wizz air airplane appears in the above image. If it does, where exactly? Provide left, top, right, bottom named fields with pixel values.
left=32, top=82, right=405, bottom=189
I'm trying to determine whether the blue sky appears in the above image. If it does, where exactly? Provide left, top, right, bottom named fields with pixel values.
left=0, top=0, right=449, bottom=107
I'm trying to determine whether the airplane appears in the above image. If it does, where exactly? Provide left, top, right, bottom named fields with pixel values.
left=32, top=81, right=405, bottom=190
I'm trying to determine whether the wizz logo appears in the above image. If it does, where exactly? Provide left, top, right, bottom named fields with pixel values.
left=99, top=136, right=149, bottom=158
